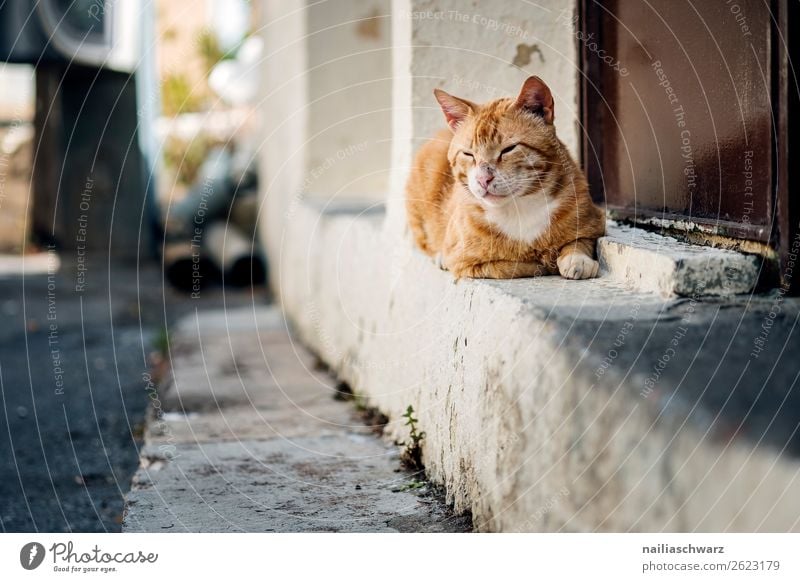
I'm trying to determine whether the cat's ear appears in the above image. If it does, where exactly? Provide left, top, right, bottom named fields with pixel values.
left=515, top=76, right=555, bottom=124
left=434, top=89, right=475, bottom=131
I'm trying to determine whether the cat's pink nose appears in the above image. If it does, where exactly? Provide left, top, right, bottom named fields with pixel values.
left=477, top=172, right=494, bottom=189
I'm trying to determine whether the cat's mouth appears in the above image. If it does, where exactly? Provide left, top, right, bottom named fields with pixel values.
left=480, top=192, right=511, bottom=206
left=465, top=180, right=514, bottom=206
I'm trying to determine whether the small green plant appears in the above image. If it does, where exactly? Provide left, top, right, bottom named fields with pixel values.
left=400, top=405, right=426, bottom=471
left=353, top=393, right=368, bottom=411
left=392, top=478, right=427, bottom=492
left=153, top=327, right=170, bottom=356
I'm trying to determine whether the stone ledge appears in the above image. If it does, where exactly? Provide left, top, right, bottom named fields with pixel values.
left=268, top=200, right=800, bottom=531
left=598, top=221, right=762, bottom=297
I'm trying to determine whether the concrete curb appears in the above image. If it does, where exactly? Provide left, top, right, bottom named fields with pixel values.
left=269, top=201, right=800, bottom=531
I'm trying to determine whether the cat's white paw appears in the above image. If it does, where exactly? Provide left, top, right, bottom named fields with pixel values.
left=434, top=252, right=448, bottom=271
left=557, top=253, right=599, bottom=280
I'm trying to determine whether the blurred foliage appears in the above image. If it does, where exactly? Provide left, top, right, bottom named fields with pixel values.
left=161, top=73, right=203, bottom=116
left=197, top=29, right=228, bottom=77
left=162, top=135, right=217, bottom=186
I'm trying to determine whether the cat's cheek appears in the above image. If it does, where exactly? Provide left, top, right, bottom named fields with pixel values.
left=466, top=168, right=483, bottom=199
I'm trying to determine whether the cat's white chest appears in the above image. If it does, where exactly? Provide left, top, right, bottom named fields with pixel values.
left=484, top=194, right=559, bottom=244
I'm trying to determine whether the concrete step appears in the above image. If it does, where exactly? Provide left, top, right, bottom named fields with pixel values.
left=598, top=221, right=762, bottom=297
left=122, top=306, right=470, bottom=533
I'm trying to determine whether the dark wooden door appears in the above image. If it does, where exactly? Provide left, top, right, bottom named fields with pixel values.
left=582, top=0, right=797, bottom=288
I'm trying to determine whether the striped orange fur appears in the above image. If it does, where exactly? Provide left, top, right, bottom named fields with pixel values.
left=406, top=76, right=605, bottom=280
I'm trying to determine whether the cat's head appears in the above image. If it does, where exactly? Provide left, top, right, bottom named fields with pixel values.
left=434, top=76, right=563, bottom=208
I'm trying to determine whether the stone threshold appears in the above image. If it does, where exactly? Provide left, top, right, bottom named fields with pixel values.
left=598, top=221, right=762, bottom=297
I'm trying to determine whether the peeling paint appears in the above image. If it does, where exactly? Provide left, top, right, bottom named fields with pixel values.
left=512, top=43, right=545, bottom=67
left=356, top=9, right=382, bottom=40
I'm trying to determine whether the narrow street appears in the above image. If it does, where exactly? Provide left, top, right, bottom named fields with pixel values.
left=122, top=306, right=471, bottom=532
left=0, top=252, right=257, bottom=531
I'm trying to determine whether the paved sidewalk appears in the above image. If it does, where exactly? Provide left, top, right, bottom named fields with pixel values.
left=122, top=307, right=471, bottom=532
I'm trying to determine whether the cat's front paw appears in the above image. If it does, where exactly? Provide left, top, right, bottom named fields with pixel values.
left=557, top=253, right=599, bottom=280
left=433, top=252, right=448, bottom=271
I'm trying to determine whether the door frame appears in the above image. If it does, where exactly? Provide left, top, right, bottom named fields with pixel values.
left=579, top=0, right=797, bottom=291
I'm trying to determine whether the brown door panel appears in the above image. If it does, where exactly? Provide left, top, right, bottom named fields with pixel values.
left=583, top=0, right=775, bottom=243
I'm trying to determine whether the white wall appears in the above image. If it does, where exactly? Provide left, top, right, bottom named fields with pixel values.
left=259, top=0, right=393, bottom=269
left=259, top=0, right=309, bottom=257
left=307, top=0, right=392, bottom=202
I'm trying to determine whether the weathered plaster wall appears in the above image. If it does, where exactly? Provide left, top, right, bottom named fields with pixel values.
left=307, top=1, right=392, bottom=201
left=259, top=0, right=308, bottom=257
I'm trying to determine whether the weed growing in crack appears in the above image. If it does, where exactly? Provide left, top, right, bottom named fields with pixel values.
left=392, top=478, right=427, bottom=492
left=400, top=405, right=426, bottom=471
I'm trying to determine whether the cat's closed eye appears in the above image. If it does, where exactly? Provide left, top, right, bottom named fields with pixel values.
left=461, top=150, right=474, bottom=159
left=499, top=143, right=519, bottom=160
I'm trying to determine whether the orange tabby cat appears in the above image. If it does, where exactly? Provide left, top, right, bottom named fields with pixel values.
left=405, top=76, right=605, bottom=279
